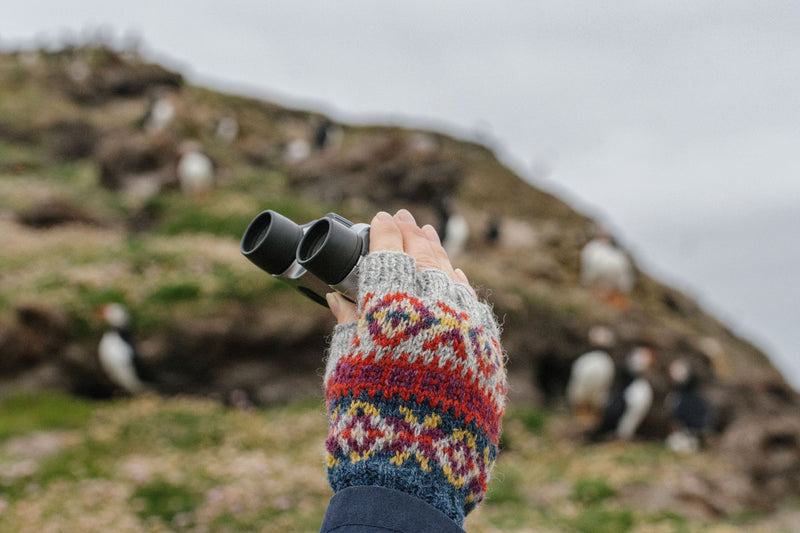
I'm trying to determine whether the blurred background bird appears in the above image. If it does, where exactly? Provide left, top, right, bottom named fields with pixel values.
left=96, top=303, right=153, bottom=395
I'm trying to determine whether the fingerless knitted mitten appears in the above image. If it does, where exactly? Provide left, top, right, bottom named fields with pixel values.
left=324, top=251, right=507, bottom=525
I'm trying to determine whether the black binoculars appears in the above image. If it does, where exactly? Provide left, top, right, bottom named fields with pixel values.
left=240, top=210, right=370, bottom=306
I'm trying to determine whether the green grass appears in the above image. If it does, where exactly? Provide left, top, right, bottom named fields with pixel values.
left=156, top=205, right=256, bottom=240
left=0, top=140, right=40, bottom=165
left=510, top=405, right=548, bottom=435
left=33, top=438, right=111, bottom=484
left=651, top=510, right=691, bottom=533
left=571, top=477, right=616, bottom=505
left=115, top=406, right=229, bottom=451
left=149, top=281, right=202, bottom=303
left=2, top=393, right=800, bottom=532
left=132, top=478, right=204, bottom=525
left=0, top=391, right=94, bottom=441
left=485, top=463, right=525, bottom=506
left=74, top=285, right=131, bottom=308
left=570, top=507, right=634, bottom=533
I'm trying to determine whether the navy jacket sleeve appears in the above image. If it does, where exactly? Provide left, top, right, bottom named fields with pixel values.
left=320, top=486, right=467, bottom=533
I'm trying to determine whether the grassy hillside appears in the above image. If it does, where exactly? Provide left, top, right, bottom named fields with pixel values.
left=2, top=43, right=799, bottom=532
left=1, top=392, right=798, bottom=532
left=0, top=44, right=783, bottom=391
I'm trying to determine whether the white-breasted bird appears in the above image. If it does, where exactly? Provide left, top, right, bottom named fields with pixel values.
left=589, top=346, right=655, bottom=441
left=284, top=138, right=311, bottom=163
left=97, top=303, right=150, bottom=394
left=443, top=214, right=469, bottom=258
left=142, top=89, right=177, bottom=135
left=567, top=350, right=615, bottom=415
left=580, top=230, right=634, bottom=308
left=567, top=326, right=617, bottom=425
left=177, top=141, right=215, bottom=196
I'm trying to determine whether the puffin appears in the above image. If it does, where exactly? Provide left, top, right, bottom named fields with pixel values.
left=97, top=303, right=151, bottom=394
left=589, top=346, right=655, bottom=442
left=435, top=198, right=469, bottom=258
left=567, top=326, right=617, bottom=425
left=140, top=88, right=176, bottom=135
left=443, top=213, right=469, bottom=258
left=665, top=358, right=713, bottom=453
left=567, top=349, right=615, bottom=424
left=177, top=141, right=215, bottom=196
left=284, top=138, right=311, bottom=163
left=580, top=229, right=634, bottom=308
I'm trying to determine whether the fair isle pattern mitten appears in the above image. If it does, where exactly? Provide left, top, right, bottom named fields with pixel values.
left=324, top=251, right=507, bottom=525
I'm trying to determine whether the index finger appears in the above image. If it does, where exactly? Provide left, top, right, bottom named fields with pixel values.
left=368, top=211, right=404, bottom=253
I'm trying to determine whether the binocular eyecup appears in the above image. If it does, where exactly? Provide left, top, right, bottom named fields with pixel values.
left=241, top=210, right=370, bottom=306
left=240, top=210, right=303, bottom=275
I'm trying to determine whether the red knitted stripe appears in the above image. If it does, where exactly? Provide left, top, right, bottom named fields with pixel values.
left=326, top=351, right=504, bottom=442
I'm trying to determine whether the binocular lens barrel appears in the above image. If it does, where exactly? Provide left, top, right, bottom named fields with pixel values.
left=297, top=218, right=364, bottom=285
left=241, top=210, right=303, bottom=275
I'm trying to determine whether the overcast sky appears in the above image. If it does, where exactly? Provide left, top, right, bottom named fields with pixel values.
left=3, top=1, right=798, bottom=387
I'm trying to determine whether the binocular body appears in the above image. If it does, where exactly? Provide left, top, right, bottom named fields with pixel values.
left=240, top=210, right=370, bottom=306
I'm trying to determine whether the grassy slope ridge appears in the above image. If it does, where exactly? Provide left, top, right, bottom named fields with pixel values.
left=0, top=45, right=782, bottom=389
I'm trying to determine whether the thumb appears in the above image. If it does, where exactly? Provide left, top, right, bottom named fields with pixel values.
left=326, top=292, right=359, bottom=325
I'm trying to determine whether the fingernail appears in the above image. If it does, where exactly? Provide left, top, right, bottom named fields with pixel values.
left=395, top=209, right=415, bottom=224
left=326, top=292, right=341, bottom=312
left=422, top=224, right=440, bottom=243
left=375, top=211, right=393, bottom=222
left=455, top=268, right=468, bottom=283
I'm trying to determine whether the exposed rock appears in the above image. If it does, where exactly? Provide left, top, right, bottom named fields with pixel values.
left=619, top=468, right=754, bottom=520
left=721, top=413, right=800, bottom=509
left=289, top=132, right=462, bottom=207
left=0, top=304, right=70, bottom=374
left=16, top=197, right=105, bottom=229
left=95, top=132, right=179, bottom=192
left=45, top=119, right=98, bottom=161
left=0, top=120, right=38, bottom=145
left=52, top=47, right=183, bottom=104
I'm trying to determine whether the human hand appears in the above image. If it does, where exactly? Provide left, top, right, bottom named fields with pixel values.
left=325, top=209, right=474, bottom=324
left=323, top=208, right=506, bottom=525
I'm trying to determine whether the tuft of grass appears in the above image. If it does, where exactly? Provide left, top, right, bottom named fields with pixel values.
left=485, top=463, right=525, bottom=506
left=211, top=263, right=279, bottom=302
left=149, top=281, right=202, bottom=303
left=614, top=442, right=664, bottom=468
left=511, top=405, right=547, bottom=435
left=157, top=206, right=255, bottom=240
left=570, top=507, right=634, bottom=533
left=571, top=477, right=616, bottom=505
left=0, top=391, right=94, bottom=441
left=116, top=405, right=228, bottom=451
left=34, top=438, right=111, bottom=484
left=75, top=285, right=130, bottom=308
left=133, top=478, right=203, bottom=525
left=651, top=510, right=691, bottom=533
